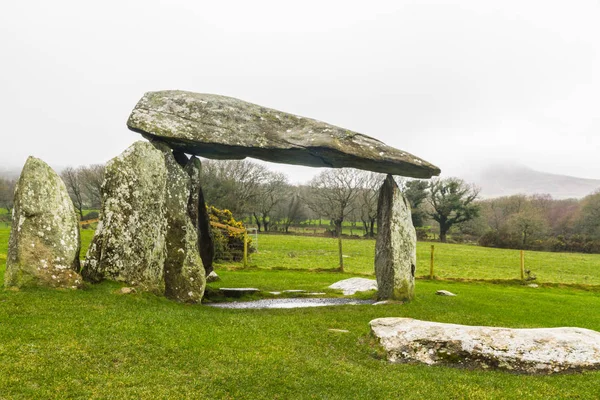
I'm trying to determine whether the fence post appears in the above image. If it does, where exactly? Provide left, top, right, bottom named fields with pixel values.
left=520, top=250, right=525, bottom=280
left=430, top=245, right=435, bottom=279
left=243, top=230, right=248, bottom=268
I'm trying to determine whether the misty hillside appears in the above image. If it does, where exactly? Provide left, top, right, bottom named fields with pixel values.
left=469, top=165, right=600, bottom=199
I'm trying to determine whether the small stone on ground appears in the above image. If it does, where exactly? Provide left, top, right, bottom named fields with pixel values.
left=328, top=278, right=377, bottom=295
left=436, top=290, right=457, bottom=296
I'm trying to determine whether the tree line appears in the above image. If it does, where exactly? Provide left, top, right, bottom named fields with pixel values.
left=2, top=158, right=600, bottom=254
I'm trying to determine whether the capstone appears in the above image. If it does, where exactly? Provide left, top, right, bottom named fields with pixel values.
left=127, top=91, right=440, bottom=179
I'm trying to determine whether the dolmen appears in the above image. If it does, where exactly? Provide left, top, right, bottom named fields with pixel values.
left=370, top=318, right=600, bottom=374
left=5, top=90, right=440, bottom=303
left=126, top=90, right=440, bottom=301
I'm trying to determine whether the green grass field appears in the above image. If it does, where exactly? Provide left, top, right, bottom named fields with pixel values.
left=2, top=228, right=600, bottom=398
left=248, top=234, right=600, bottom=286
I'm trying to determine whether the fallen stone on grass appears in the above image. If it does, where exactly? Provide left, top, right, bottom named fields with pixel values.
left=283, top=289, right=306, bottom=293
left=328, top=278, right=377, bottom=295
left=436, top=290, right=457, bottom=296
left=528, top=284, right=539, bottom=288
left=207, top=298, right=374, bottom=309
left=370, top=317, right=600, bottom=374
left=328, top=329, right=350, bottom=333
left=118, top=287, right=137, bottom=294
left=5, top=157, right=82, bottom=289
left=206, top=271, right=220, bottom=283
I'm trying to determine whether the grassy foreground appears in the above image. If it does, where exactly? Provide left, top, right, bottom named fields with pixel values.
left=2, top=229, right=600, bottom=398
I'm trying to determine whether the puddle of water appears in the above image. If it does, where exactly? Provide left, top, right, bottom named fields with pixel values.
left=205, top=298, right=375, bottom=309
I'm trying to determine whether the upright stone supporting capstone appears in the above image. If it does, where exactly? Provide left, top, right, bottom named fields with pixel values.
left=155, top=143, right=206, bottom=303
left=5, top=157, right=82, bottom=289
left=374, top=174, right=416, bottom=301
left=185, top=156, right=215, bottom=276
left=81, top=142, right=168, bottom=291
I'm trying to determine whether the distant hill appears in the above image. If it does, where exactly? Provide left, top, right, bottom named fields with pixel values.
left=467, top=165, right=600, bottom=200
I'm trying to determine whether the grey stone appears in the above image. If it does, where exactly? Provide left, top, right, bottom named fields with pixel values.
left=81, top=141, right=168, bottom=291
left=370, top=318, right=600, bottom=374
left=81, top=141, right=207, bottom=303
left=436, top=290, right=457, bottom=296
left=206, top=271, right=220, bottom=283
left=127, top=91, right=441, bottom=179
left=374, top=175, right=416, bottom=301
left=528, top=284, right=539, bottom=288
left=5, top=157, right=82, bottom=289
left=328, top=278, right=378, bottom=295
left=156, top=143, right=206, bottom=303
left=185, top=156, right=215, bottom=276
left=118, top=287, right=136, bottom=294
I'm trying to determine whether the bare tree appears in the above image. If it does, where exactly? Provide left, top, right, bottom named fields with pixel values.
left=80, top=164, right=105, bottom=208
left=61, top=167, right=85, bottom=219
left=356, top=172, right=384, bottom=237
left=306, top=168, right=365, bottom=271
left=278, top=191, right=308, bottom=233
left=252, top=171, right=288, bottom=232
left=201, top=159, right=269, bottom=217
left=0, top=177, right=17, bottom=216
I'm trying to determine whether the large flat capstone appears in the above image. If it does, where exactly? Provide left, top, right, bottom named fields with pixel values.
left=370, top=318, right=600, bottom=374
left=127, top=91, right=441, bottom=179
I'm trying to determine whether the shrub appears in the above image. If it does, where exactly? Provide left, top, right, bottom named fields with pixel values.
left=208, top=206, right=253, bottom=261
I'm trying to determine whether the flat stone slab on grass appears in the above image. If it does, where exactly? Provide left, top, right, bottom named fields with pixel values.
left=436, top=290, right=457, bottom=296
left=370, top=318, right=600, bottom=374
left=328, top=278, right=377, bottom=295
left=219, top=288, right=260, bottom=297
left=207, top=298, right=374, bottom=309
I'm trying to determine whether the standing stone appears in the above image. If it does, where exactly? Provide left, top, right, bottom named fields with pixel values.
left=155, top=143, right=206, bottom=303
left=185, top=156, right=215, bottom=276
left=81, top=142, right=168, bottom=291
left=5, top=157, right=82, bottom=289
left=374, top=174, right=416, bottom=301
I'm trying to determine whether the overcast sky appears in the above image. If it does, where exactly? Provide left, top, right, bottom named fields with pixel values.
left=1, top=0, right=598, bottom=183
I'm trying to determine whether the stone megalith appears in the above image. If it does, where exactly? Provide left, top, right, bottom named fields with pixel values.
left=370, top=318, right=600, bottom=374
left=374, top=174, right=416, bottom=301
left=81, top=141, right=168, bottom=291
left=5, top=157, right=82, bottom=289
left=127, top=91, right=441, bottom=179
left=154, top=143, right=206, bottom=303
left=185, top=156, right=215, bottom=276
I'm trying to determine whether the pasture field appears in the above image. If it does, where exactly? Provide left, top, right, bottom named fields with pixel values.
left=1, top=228, right=600, bottom=398
left=249, top=234, right=600, bottom=286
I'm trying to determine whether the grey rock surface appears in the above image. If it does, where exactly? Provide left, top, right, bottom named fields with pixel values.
left=370, top=318, right=600, bottom=374
left=375, top=175, right=417, bottom=301
left=82, top=141, right=207, bottom=302
left=5, top=157, right=82, bottom=289
left=206, top=271, right=220, bottom=283
left=436, top=290, right=457, bottom=296
left=81, top=142, right=168, bottom=291
left=127, top=91, right=440, bottom=179
left=185, top=156, right=214, bottom=276
left=328, top=277, right=378, bottom=295
left=157, top=143, right=206, bottom=303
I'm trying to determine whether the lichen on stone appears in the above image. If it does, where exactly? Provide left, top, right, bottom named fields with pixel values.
left=5, top=157, right=82, bottom=289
